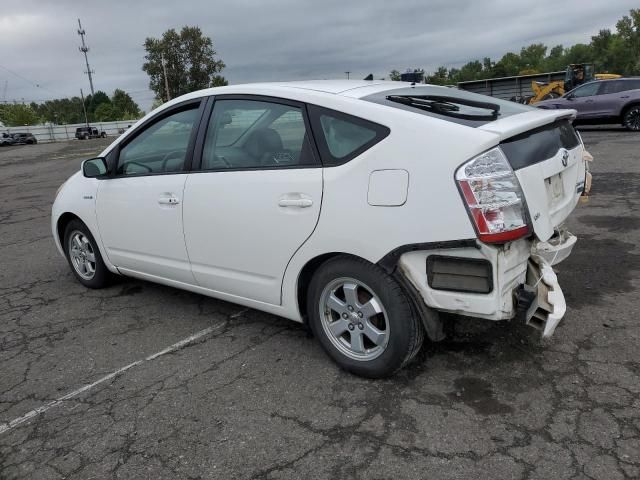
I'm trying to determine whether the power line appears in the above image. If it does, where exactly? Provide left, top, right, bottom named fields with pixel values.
left=0, top=63, right=63, bottom=97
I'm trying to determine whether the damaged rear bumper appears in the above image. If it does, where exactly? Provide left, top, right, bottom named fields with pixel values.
left=515, top=254, right=568, bottom=338
left=396, top=229, right=577, bottom=339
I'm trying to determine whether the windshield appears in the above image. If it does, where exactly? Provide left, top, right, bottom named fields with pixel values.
left=363, top=85, right=533, bottom=127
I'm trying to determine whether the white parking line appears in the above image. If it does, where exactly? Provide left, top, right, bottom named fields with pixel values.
left=0, top=320, right=231, bottom=435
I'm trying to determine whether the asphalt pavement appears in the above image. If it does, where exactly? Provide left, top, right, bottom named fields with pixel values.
left=0, top=130, right=638, bottom=479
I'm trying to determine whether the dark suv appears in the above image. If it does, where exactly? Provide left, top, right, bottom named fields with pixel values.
left=0, top=133, right=14, bottom=146
left=536, top=78, right=640, bottom=131
left=75, top=126, right=107, bottom=140
left=11, top=132, right=38, bottom=144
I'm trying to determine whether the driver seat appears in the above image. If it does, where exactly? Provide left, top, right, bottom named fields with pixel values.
left=243, top=128, right=284, bottom=166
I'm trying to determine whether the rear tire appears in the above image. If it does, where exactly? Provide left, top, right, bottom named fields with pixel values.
left=63, top=219, right=111, bottom=288
left=623, top=105, right=640, bottom=131
left=307, top=256, right=424, bottom=378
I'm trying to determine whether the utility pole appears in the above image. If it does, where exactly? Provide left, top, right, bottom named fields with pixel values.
left=161, top=53, right=171, bottom=101
left=77, top=18, right=95, bottom=96
left=1, top=80, right=7, bottom=102
left=345, top=71, right=350, bottom=80
left=80, top=88, right=89, bottom=127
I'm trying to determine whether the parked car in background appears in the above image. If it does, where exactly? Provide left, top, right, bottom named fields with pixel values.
left=0, top=133, right=15, bottom=146
left=536, top=78, right=640, bottom=131
left=53, top=80, right=588, bottom=378
left=75, top=126, right=107, bottom=140
left=10, top=132, right=38, bottom=144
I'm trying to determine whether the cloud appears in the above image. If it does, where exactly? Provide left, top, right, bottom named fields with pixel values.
left=0, top=0, right=636, bottom=111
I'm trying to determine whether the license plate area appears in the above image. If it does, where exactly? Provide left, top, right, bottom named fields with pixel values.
left=545, top=173, right=564, bottom=207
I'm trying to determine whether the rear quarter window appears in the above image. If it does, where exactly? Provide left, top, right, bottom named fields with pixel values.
left=308, top=105, right=389, bottom=166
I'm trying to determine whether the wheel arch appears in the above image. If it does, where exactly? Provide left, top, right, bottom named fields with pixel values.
left=621, top=101, right=640, bottom=118
left=56, top=212, right=82, bottom=246
left=295, top=252, right=365, bottom=324
left=294, top=251, right=444, bottom=342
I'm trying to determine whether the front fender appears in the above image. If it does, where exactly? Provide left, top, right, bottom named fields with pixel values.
left=51, top=172, right=117, bottom=273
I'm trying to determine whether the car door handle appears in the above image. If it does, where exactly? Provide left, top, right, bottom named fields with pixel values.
left=585, top=99, right=594, bottom=103
left=158, top=194, right=180, bottom=205
left=620, top=95, right=630, bottom=99
left=278, top=195, right=313, bottom=208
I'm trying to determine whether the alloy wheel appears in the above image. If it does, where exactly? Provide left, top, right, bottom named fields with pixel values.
left=625, top=107, right=640, bottom=131
left=68, top=230, right=97, bottom=280
left=319, top=277, right=390, bottom=361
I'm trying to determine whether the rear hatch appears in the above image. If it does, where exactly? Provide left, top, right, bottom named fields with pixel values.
left=362, top=87, right=586, bottom=242
left=479, top=109, right=586, bottom=242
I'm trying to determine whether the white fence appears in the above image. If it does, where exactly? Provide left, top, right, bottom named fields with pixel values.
left=3, top=120, right=138, bottom=143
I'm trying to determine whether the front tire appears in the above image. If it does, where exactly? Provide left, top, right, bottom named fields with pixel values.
left=623, top=105, right=640, bottom=131
left=307, top=256, right=424, bottom=378
left=63, top=219, right=111, bottom=288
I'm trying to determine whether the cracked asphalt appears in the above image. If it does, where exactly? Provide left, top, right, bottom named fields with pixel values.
left=1, top=129, right=639, bottom=479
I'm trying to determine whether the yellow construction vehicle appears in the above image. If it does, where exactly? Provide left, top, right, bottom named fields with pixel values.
left=529, top=63, right=621, bottom=104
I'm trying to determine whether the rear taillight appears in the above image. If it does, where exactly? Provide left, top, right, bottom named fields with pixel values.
left=456, top=147, right=530, bottom=243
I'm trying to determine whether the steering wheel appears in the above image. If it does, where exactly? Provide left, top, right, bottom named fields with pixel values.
left=160, top=150, right=184, bottom=172
left=123, top=161, right=152, bottom=174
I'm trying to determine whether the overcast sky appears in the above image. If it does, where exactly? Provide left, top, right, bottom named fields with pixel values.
left=0, top=0, right=637, bottom=111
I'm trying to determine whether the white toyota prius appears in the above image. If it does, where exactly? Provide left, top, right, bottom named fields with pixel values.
left=52, top=80, right=588, bottom=378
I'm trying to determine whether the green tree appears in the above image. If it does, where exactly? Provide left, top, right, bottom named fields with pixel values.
left=421, top=8, right=640, bottom=86
left=111, top=89, right=141, bottom=119
left=519, top=43, right=547, bottom=72
left=94, top=102, right=118, bottom=121
left=211, top=75, right=228, bottom=87
left=143, top=26, right=226, bottom=100
left=151, top=98, right=165, bottom=110
left=563, top=43, right=594, bottom=65
left=544, top=45, right=566, bottom=71
left=425, top=66, right=449, bottom=85
left=85, top=90, right=111, bottom=120
left=389, top=69, right=401, bottom=81
left=457, top=60, right=485, bottom=81
left=615, top=9, right=640, bottom=74
left=492, top=52, right=521, bottom=77
left=0, top=104, right=40, bottom=126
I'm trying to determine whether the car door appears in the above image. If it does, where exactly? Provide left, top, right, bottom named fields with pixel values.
left=96, top=99, right=204, bottom=284
left=565, top=82, right=602, bottom=119
left=589, top=80, right=626, bottom=117
left=183, top=96, right=323, bottom=305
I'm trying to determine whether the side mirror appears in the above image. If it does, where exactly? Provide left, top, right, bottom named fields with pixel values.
left=565, top=94, right=575, bottom=100
left=82, top=157, right=108, bottom=178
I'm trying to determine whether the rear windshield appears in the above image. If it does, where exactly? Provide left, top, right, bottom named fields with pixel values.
left=362, top=85, right=534, bottom=127
left=500, top=119, right=580, bottom=170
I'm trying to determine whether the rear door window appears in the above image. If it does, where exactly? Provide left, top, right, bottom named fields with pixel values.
left=308, top=106, right=389, bottom=165
left=620, top=80, right=640, bottom=92
left=601, top=81, right=625, bottom=94
left=200, top=98, right=318, bottom=170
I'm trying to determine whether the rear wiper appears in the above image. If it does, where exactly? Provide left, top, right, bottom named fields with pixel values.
left=386, top=95, right=500, bottom=121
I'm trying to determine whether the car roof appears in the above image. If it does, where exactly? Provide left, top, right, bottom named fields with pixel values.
left=172, top=79, right=421, bottom=104
left=595, top=77, right=639, bottom=82
left=272, top=80, right=401, bottom=95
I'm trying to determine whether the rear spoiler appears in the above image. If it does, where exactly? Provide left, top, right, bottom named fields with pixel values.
left=477, top=109, right=576, bottom=141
